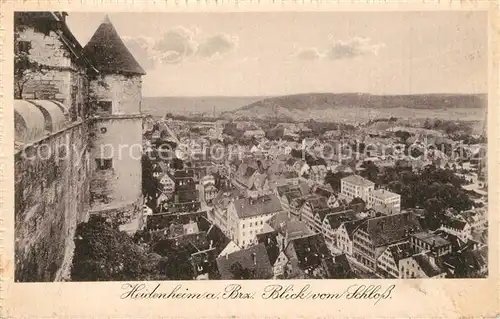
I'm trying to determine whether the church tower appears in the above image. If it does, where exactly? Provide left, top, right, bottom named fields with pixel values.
left=84, top=16, right=146, bottom=233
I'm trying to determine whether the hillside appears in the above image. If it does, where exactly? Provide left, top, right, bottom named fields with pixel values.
left=142, top=96, right=266, bottom=117
left=223, top=93, right=487, bottom=122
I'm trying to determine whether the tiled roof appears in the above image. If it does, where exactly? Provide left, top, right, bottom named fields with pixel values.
left=413, top=253, right=445, bottom=278
left=256, top=231, right=280, bottom=265
left=360, top=212, right=422, bottom=247
left=83, top=16, right=145, bottom=75
left=441, top=218, right=468, bottom=231
left=325, top=209, right=357, bottom=230
left=343, top=219, right=367, bottom=240
left=322, top=254, right=356, bottom=279
left=289, top=234, right=330, bottom=271
left=216, top=243, right=273, bottom=279
left=370, top=189, right=400, bottom=200
left=206, top=223, right=231, bottom=255
left=341, top=175, right=375, bottom=187
left=412, top=231, right=451, bottom=248
left=232, top=195, right=283, bottom=219
left=387, top=241, right=414, bottom=265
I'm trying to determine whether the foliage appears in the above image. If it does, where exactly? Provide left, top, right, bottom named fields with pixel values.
left=71, top=216, right=164, bottom=281
left=325, top=170, right=350, bottom=192
left=382, top=165, right=474, bottom=229
left=152, top=240, right=195, bottom=280
left=142, top=154, right=161, bottom=207
left=229, top=262, right=255, bottom=279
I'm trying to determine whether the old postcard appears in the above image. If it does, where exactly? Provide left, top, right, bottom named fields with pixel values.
left=1, top=1, right=498, bottom=318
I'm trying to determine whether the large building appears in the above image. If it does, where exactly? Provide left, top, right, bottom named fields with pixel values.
left=226, top=194, right=284, bottom=248
left=340, top=175, right=375, bottom=202
left=367, top=189, right=401, bottom=213
left=14, top=12, right=146, bottom=282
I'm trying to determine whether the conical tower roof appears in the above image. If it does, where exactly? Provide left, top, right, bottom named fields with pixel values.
left=84, top=16, right=146, bottom=75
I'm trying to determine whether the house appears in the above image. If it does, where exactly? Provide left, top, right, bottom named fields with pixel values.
left=367, top=189, right=401, bottom=213
left=284, top=234, right=331, bottom=279
left=159, top=173, right=175, bottom=194
left=243, top=129, right=265, bottom=139
left=256, top=231, right=289, bottom=278
left=166, top=189, right=201, bottom=213
left=341, top=175, right=375, bottom=202
left=191, top=248, right=220, bottom=280
left=299, top=195, right=330, bottom=232
left=352, top=212, right=422, bottom=270
left=376, top=241, right=414, bottom=278
left=439, top=217, right=472, bottom=243
left=410, top=231, right=453, bottom=257
left=308, top=165, right=327, bottom=184
left=226, top=194, right=284, bottom=248
left=152, top=164, right=163, bottom=178
left=327, top=254, right=357, bottom=278
left=216, top=243, right=273, bottom=279
left=335, top=219, right=366, bottom=256
left=173, top=169, right=196, bottom=190
left=218, top=241, right=241, bottom=258
left=208, top=189, right=240, bottom=234
left=321, top=209, right=358, bottom=253
left=398, top=252, right=447, bottom=279
left=312, top=184, right=339, bottom=208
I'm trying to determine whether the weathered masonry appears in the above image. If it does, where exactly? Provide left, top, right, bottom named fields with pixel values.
left=14, top=12, right=146, bottom=282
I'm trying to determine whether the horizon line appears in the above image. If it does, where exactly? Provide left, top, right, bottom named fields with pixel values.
left=142, top=92, right=488, bottom=98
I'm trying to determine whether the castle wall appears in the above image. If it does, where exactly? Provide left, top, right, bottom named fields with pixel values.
left=14, top=122, right=90, bottom=282
left=16, top=26, right=88, bottom=120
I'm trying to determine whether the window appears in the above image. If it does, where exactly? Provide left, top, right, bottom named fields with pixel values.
left=95, top=158, right=112, bottom=170
left=96, top=101, right=112, bottom=114
left=17, top=40, right=31, bottom=53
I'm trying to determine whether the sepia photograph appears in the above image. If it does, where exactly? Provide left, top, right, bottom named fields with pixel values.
left=13, top=10, right=488, bottom=284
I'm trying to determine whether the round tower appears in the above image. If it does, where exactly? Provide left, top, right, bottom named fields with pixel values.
left=84, top=15, right=146, bottom=233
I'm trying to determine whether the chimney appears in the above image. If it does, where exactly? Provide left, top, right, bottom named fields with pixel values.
left=251, top=252, right=257, bottom=265
left=210, top=240, right=213, bottom=249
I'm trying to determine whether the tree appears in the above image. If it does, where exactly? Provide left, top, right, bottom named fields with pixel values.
left=14, top=29, right=46, bottom=99
left=142, top=155, right=161, bottom=206
left=229, top=262, right=255, bottom=279
left=71, top=216, right=164, bottom=281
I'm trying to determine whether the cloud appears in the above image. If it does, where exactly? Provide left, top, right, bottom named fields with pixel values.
left=326, top=37, right=384, bottom=60
left=154, top=26, right=199, bottom=64
left=122, top=36, right=157, bottom=70
left=122, top=26, right=239, bottom=66
left=294, top=47, right=324, bottom=60
left=196, top=34, right=238, bottom=59
left=293, top=37, right=384, bottom=61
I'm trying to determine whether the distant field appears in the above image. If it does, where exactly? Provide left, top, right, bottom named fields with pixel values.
left=142, top=96, right=266, bottom=117
left=142, top=95, right=487, bottom=135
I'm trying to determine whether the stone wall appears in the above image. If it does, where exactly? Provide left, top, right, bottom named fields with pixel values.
left=14, top=122, right=90, bottom=282
left=90, top=74, right=142, bottom=114
left=15, top=26, right=88, bottom=120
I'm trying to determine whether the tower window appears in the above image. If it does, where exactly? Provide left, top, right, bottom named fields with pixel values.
left=96, top=101, right=112, bottom=114
left=17, top=41, right=31, bottom=53
left=95, top=158, right=112, bottom=170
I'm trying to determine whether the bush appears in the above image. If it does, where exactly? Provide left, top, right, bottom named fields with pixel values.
left=71, top=216, right=164, bottom=281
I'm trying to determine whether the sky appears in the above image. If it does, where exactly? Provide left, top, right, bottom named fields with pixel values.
left=66, top=12, right=487, bottom=97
